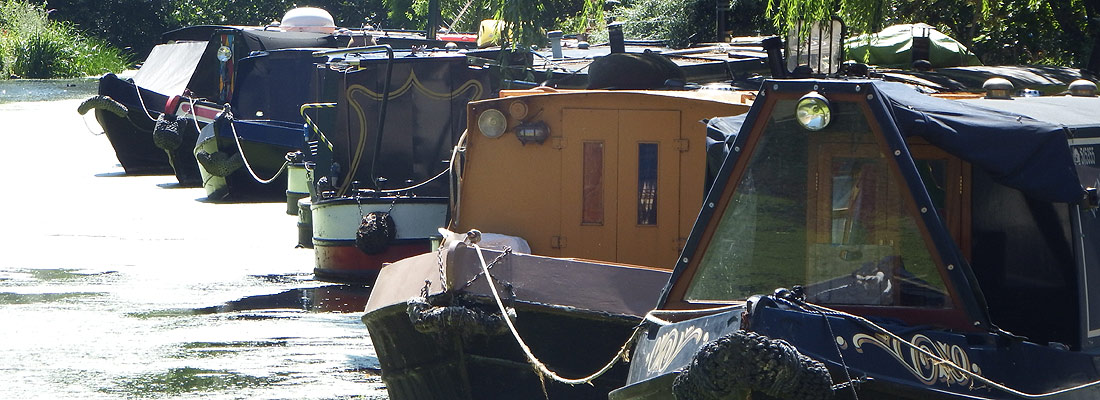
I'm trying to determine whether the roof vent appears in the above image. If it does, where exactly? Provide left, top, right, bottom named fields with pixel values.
left=983, top=77, right=1013, bottom=99
left=1069, top=79, right=1097, bottom=97
left=280, top=7, right=336, bottom=33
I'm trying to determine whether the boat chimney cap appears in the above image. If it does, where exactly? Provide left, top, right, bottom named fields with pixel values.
left=281, top=7, right=336, bottom=33
left=983, top=77, right=1013, bottom=99
left=1069, top=79, right=1097, bottom=97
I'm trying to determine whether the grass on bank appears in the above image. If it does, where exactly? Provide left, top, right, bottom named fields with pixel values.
left=0, top=0, right=130, bottom=79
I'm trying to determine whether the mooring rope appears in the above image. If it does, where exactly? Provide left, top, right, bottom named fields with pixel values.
left=226, top=114, right=288, bottom=184
left=798, top=301, right=1100, bottom=398
left=470, top=243, right=645, bottom=386
left=131, top=83, right=158, bottom=122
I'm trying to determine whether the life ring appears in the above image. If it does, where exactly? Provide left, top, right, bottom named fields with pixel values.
left=672, top=330, right=834, bottom=400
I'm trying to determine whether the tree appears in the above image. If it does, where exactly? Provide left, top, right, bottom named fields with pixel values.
left=768, top=0, right=1100, bottom=70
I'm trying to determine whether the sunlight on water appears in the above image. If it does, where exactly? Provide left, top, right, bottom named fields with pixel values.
left=0, top=270, right=386, bottom=399
left=0, top=97, right=390, bottom=399
left=0, top=78, right=98, bottom=103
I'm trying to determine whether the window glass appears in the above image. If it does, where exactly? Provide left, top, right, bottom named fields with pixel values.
left=638, top=143, right=659, bottom=225
left=582, top=141, right=604, bottom=225
left=685, top=100, right=951, bottom=308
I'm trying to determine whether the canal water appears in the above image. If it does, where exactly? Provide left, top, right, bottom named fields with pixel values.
left=0, top=81, right=389, bottom=399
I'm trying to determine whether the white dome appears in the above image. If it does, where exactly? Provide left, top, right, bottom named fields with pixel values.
left=281, top=7, right=336, bottom=33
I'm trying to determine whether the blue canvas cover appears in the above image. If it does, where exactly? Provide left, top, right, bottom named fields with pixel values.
left=713, top=81, right=1087, bottom=203
left=875, top=81, right=1085, bottom=203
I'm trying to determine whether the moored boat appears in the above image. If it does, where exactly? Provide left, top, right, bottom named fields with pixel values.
left=304, top=48, right=492, bottom=284
left=361, top=86, right=755, bottom=399
left=79, top=12, right=353, bottom=179
left=610, top=77, right=1100, bottom=399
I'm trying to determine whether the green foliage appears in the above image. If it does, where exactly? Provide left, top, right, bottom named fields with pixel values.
left=767, top=0, right=1100, bottom=69
left=10, top=30, right=74, bottom=78
left=0, top=0, right=130, bottom=78
left=612, top=0, right=718, bottom=48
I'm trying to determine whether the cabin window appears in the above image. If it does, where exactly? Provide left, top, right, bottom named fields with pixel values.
left=582, top=141, right=605, bottom=225
left=684, top=99, right=951, bottom=308
left=638, top=142, right=659, bottom=226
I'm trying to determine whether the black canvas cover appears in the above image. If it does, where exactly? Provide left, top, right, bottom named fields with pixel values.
left=184, top=28, right=342, bottom=102
left=331, top=54, right=492, bottom=197
left=231, top=49, right=330, bottom=123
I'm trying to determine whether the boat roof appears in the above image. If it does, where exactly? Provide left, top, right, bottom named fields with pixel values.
left=878, top=65, right=1100, bottom=94
left=707, top=80, right=1088, bottom=203
left=959, top=95, right=1100, bottom=133
left=877, top=80, right=1088, bottom=202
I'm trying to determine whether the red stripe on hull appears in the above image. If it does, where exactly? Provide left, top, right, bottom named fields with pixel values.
left=313, top=241, right=431, bottom=284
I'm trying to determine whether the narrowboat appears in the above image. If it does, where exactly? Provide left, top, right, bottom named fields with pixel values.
left=465, top=25, right=769, bottom=90
left=78, top=8, right=354, bottom=179
left=610, top=77, right=1100, bottom=399
left=191, top=47, right=331, bottom=200
left=80, top=6, right=474, bottom=183
left=303, top=48, right=493, bottom=284
left=361, top=87, right=755, bottom=399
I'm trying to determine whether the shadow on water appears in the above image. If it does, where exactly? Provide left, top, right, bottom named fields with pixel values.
left=130, top=284, right=373, bottom=318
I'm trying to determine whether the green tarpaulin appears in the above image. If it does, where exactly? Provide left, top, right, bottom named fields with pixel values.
left=845, top=23, right=982, bottom=68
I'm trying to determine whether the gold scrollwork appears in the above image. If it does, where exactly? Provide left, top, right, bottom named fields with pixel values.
left=644, top=327, right=710, bottom=374
left=851, top=333, right=982, bottom=388
left=339, top=70, right=485, bottom=193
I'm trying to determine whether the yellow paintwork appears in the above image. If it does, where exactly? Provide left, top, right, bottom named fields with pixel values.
left=456, top=89, right=752, bottom=269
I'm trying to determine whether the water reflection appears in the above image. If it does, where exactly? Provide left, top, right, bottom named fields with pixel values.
left=0, top=78, right=98, bottom=103
left=110, top=367, right=281, bottom=397
left=0, top=269, right=386, bottom=399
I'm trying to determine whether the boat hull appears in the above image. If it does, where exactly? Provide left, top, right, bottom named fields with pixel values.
left=363, top=247, right=673, bottom=400
left=363, top=298, right=639, bottom=400
left=95, top=74, right=172, bottom=174
left=194, top=119, right=304, bottom=200
left=310, top=196, right=447, bottom=284
left=614, top=301, right=1100, bottom=400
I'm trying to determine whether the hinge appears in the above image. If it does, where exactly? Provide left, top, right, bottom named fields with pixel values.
left=551, top=235, right=566, bottom=249
left=675, top=139, right=689, bottom=152
left=553, top=137, right=566, bottom=149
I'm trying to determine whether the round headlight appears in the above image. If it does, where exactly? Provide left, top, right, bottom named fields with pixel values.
left=217, top=46, right=232, bottom=62
left=477, top=108, right=507, bottom=138
left=795, top=91, right=831, bottom=131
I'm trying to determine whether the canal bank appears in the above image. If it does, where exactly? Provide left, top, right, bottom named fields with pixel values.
left=0, top=95, right=387, bottom=398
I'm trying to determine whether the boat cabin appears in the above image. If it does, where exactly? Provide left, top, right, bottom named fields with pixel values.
left=454, top=88, right=754, bottom=268
left=657, top=79, right=1100, bottom=351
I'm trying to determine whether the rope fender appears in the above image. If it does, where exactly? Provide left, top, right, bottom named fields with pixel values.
left=406, top=296, right=509, bottom=337
left=355, top=211, right=396, bottom=255
left=77, top=95, right=127, bottom=117
left=673, top=330, right=834, bottom=400
left=196, top=150, right=243, bottom=177
left=151, top=114, right=182, bottom=151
